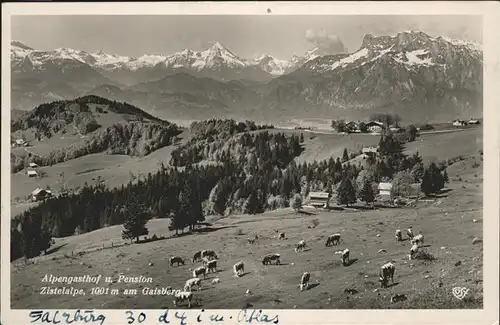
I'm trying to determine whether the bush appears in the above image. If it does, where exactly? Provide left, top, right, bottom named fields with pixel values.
left=419, top=124, right=434, bottom=131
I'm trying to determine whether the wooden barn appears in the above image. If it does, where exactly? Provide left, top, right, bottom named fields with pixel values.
left=307, top=191, right=331, bottom=209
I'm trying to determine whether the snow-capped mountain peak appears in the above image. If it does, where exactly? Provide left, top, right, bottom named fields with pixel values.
left=304, top=30, right=483, bottom=74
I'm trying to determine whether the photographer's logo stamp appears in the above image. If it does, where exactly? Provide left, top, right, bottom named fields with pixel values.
left=452, top=287, right=470, bottom=300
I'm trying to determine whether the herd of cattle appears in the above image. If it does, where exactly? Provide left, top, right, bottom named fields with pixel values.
left=169, top=226, right=426, bottom=308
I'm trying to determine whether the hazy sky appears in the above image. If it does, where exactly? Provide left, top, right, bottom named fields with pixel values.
left=11, top=15, right=482, bottom=59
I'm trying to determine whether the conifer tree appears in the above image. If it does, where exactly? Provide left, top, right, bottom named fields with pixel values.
left=290, top=193, right=303, bottom=212
left=342, top=148, right=349, bottom=163
left=358, top=178, right=375, bottom=205
left=121, top=197, right=149, bottom=243
left=337, top=177, right=357, bottom=206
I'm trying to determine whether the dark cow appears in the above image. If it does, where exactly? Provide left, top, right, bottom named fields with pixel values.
left=325, top=233, right=342, bottom=246
left=341, top=248, right=350, bottom=266
left=206, top=260, right=217, bottom=273
left=170, top=256, right=185, bottom=266
left=192, top=251, right=202, bottom=263
left=262, top=253, right=281, bottom=265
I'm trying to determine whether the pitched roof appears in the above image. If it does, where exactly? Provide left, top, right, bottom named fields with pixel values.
left=308, top=192, right=331, bottom=199
left=378, top=182, right=393, bottom=191
left=32, top=188, right=45, bottom=195
left=27, top=170, right=38, bottom=175
left=32, top=188, right=52, bottom=196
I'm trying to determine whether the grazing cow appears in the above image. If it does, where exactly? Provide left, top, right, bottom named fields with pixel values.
left=211, top=278, right=220, bottom=284
left=173, top=291, right=193, bottom=308
left=412, top=233, right=424, bottom=246
left=206, top=260, right=217, bottom=273
left=279, top=232, right=286, bottom=240
left=192, top=266, right=207, bottom=279
left=262, top=253, right=281, bottom=265
left=184, top=278, right=202, bottom=291
left=325, top=233, right=342, bottom=247
left=406, top=228, right=414, bottom=240
left=295, top=240, right=307, bottom=252
left=409, top=244, right=419, bottom=260
left=379, top=262, right=395, bottom=288
left=192, top=251, right=202, bottom=263
left=233, top=261, right=245, bottom=277
left=202, top=250, right=218, bottom=260
left=300, top=272, right=311, bottom=291
left=170, top=256, right=185, bottom=266
left=395, top=230, right=402, bottom=242
left=341, top=248, right=350, bottom=266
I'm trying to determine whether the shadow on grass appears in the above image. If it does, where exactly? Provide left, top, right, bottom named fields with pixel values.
left=297, top=210, right=316, bottom=216
left=193, top=226, right=236, bottom=234
left=386, top=282, right=400, bottom=288
left=344, top=258, right=358, bottom=267
left=308, top=283, right=320, bottom=290
left=45, top=243, right=68, bottom=255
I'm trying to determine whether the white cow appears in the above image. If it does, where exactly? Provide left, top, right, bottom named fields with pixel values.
left=406, top=228, right=414, bottom=240
left=184, top=278, right=202, bottom=291
left=300, top=272, right=311, bottom=291
left=379, top=262, right=395, bottom=288
left=409, top=244, right=419, bottom=260
left=295, top=240, right=307, bottom=252
left=412, top=233, right=424, bottom=246
left=341, top=248, right=350, bottom=266
left=192, top=266, right=207, bottom=279
left=233, top=261, right=245, bottom=277
left=173, top=291, right=193, bottom=308
left=395, top=230, right=402, bottom=242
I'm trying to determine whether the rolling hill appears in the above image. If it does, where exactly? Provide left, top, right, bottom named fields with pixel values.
left=10, top=95, right=181, bottom=174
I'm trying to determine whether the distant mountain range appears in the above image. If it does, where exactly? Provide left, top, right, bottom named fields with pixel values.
left=10, top=31, right=483, bottom=123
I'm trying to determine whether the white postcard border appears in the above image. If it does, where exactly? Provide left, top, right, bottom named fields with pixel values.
left=1, top=2, right=499, bottom=325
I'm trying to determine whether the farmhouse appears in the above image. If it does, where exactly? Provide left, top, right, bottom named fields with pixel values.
left=468, top=119, right=480, bottom=125
left=29, top=162, right=39, bottom=168
left=27, top=170, right=38, bottom=178
left=365, top=121, right=384, bottom=133
left=452, top=119, right=467, bottom=127
left=32, top=188, right=52, bottom=201
left=362, top=146, right=379, bottom=156
left=345, top=121, right=359, bottom=133
left=14, top=139, right=27, bottom=147
left=377, top=182, right=393, bottom=201
left=307, top=191, right=331, bottom=209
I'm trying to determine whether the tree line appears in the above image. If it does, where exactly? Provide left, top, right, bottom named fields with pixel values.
left=11, top=119, right=449, bottom=261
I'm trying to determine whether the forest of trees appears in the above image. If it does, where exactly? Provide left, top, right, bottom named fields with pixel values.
left=11, top=122, right=181, bottom=173
left=11, top=118, right=450, bottom=261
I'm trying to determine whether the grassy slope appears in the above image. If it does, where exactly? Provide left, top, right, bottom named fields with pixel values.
left=11, top=155, right=483, bottom=309
left=10, top=129, right=191, bottom=210
left=10, top=127, right=481, bottom=216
